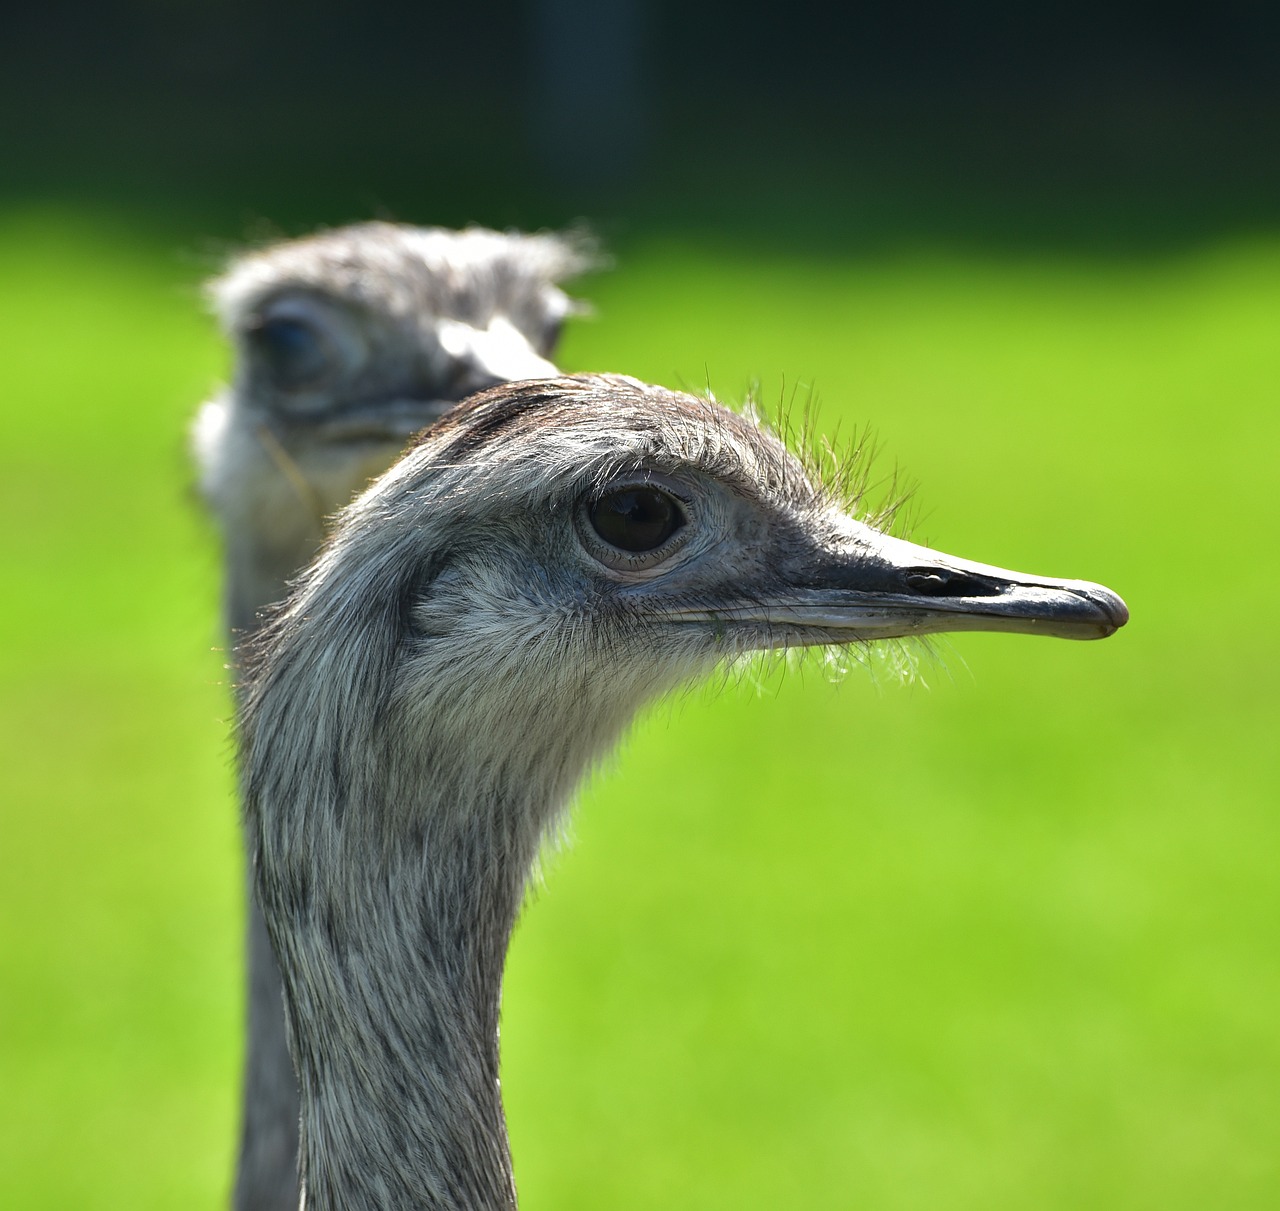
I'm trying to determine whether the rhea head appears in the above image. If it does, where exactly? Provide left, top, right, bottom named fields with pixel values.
left=246, top=372, right=1127, bottom=849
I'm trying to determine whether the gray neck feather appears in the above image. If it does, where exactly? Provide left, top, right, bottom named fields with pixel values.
left=226, top=546, right=314, bottom=1211
left=273, top=796, right=529, bottom=1211
left=245, top=595, right=595, bottom=1211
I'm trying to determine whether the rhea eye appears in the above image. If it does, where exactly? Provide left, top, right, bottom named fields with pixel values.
left=589, top=487, right=685, bottom=553
left=249, top=316, right=333, bottom=390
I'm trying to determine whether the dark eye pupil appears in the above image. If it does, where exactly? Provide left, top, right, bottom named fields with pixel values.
left=250, top=317, right=330, bottom=390
left=589, top=488, right=684, bottom=552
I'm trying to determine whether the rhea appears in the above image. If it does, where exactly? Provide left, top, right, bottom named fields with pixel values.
left=239, top=374, right=1128, bottom=1211
left=193, top=221, right=590, bottom=1211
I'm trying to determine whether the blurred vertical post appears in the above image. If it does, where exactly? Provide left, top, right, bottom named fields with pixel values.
left=527, top=0, right=651, bottom=187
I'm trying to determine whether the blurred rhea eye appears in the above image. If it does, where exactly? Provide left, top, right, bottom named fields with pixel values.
left=248, top=316, right=333, bottom=390
left=589, top=487, right=685, bottom=553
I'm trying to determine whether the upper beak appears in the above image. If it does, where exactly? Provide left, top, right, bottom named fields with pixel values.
left=673, top=527, right=1128, bottom=644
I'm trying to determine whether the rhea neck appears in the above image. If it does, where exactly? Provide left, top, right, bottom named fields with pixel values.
left=251, top=660, right=590, bottom=1211
left=220, top=485, right=324, bottom=643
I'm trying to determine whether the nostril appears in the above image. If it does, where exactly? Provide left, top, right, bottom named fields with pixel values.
left=905, top=568, right=1000, bottom=598
left=905, top=571, right=948, bottom=595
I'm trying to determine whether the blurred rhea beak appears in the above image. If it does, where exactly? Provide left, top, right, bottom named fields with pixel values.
left=436, top=316, right=559, bottom=398
left=313, top=318, right=560, bottom=443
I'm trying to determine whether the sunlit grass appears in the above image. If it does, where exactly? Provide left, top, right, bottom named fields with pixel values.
left=1, top=207, right=1276, bottom=1210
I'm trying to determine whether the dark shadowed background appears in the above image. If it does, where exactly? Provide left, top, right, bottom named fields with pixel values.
left=5, top=0, right=1279, bottom=238
left=1, top=4, right=1277, bottom=1209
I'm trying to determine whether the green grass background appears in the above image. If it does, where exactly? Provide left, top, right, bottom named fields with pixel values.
left=1, top=205, right=1276, bottom=1209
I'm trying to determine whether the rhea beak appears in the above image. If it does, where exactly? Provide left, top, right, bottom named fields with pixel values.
left=771, top=529, right=1129, bottom=642
left=314, top=318, right=560, bottom=444
left=674, top=527, right=1128, bottom=644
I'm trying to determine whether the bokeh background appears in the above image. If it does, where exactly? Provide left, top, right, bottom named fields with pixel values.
left=2, top=3, right=1277, bottom=1208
